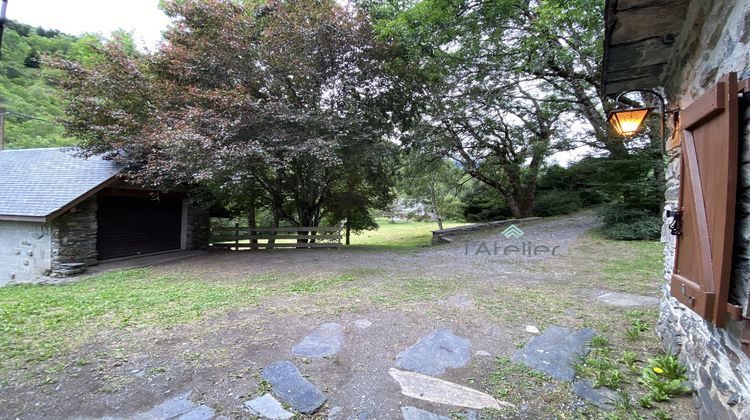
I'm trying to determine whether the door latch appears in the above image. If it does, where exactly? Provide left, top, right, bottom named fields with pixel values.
left=666, top=209, right=683, bottom=236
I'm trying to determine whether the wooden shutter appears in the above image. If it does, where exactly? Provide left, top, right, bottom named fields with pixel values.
left=671, top=73, right=739, bottom=327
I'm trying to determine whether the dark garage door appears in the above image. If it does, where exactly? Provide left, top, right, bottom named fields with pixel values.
left=97, top=196, right=182, bottom=260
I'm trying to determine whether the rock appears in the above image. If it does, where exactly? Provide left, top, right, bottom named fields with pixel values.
left=572, top=380, right=618, bottom=411
left=401, top=406, right=450, bottom=420
left=121, top=392, right=215, bottom=420
left=354, top=319, right=372, bottom=329
left=525, top=325, right=540, bottom=334
left=389, top=368, right=514, bottom=410
left=292, top=323, right=344, bottom=358
left=243, top=393, right=294, bottom=419
left=261, top=361, right=326, bottom=414
left=512, top=325, right=596, bottom=381
left=596, top=292, right=659, bottom=308
left=396, top=329, right=471, bottom=375
left=475, top=350, right=492, bottom=357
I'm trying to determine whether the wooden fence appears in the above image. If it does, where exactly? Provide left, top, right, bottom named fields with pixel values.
left=209, top=224, right=343, bottom=250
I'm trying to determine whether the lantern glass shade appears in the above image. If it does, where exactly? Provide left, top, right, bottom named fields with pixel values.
left=607, top=107, right=655, bottom=138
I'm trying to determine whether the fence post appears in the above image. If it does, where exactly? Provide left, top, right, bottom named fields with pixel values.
left=234, top=222, right=239, bottom=251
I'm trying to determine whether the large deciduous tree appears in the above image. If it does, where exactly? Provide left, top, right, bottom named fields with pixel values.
left=53, top=0, right=397, bottom=228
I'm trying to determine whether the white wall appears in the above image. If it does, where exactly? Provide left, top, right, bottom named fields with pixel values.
left=0, top=221, right=52, bottom=286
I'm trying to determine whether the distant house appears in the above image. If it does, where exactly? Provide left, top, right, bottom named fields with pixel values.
left=0, top=148, right=208, bottom=285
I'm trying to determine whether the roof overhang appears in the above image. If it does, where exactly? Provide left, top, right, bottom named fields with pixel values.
left=0, top=173, right=121, bottom=223
left=602, top=0, right=690, bottom=96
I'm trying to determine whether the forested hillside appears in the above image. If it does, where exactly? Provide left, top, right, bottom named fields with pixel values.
left=0, top=21, right=98, bottom=149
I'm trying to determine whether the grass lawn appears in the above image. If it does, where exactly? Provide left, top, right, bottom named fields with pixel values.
left=346, top=217, right=471, bottom=249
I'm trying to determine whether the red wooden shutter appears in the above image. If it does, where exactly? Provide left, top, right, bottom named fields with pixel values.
left=671, top=73, right=739, bottom=327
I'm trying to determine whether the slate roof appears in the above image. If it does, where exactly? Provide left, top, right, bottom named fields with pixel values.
left=0, top=148, right=123, bottom=221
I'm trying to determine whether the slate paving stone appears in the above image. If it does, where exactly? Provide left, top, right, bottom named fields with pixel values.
left=396, top=328, right=471, bottom=375
left=389, top=368, right=513, bottom=410
left=597, top=292, right=659, bottom=308
left=572, top=380, right=618, bottom=410
left=121, top=392, right=215, bottom=420
left=512, top=325, right=597, bottom=381
left=243, top=393, right=294, bottom=419
left=401, top=406, right=450, bottom=420
left=261, top=361, right=327, bottom=414
left=292, top=322, right=344, bottom=358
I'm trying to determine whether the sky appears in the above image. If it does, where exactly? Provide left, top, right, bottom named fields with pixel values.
left=5, top=0, right=171, bottom=50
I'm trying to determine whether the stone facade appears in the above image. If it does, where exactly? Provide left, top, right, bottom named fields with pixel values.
left=50, top=196, right=98, bottom=274
left=0, top=221, right=52, bottom=286
left=657, top=1, right=750, bottom=418
left=184, top=198, right=210, bottom=250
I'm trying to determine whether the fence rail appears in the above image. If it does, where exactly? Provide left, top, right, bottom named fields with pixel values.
left=209, top=223, right=343, bottom=250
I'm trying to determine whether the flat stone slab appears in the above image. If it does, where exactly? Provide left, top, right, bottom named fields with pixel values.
left=292, top=323, right=344, bottom=358
left=261, top=361, right=327, bottom=414
left=512, top=325, right=596, bottom=381
left=401, top=406, right=450, bottom=420
left=244, top=393, right=294, bottom=419
left=119, top=392, right=215, bottom=420
left=396, top=329, right=471, bottom=375
left=572, top=380, right=618, bottom=410
left=389, top=368, right=514, bottom=410
left=597, top=291, right=659, bottom=308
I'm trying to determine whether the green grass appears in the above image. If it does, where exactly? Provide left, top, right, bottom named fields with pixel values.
left=347, top=218, right=470, bottom=249
left=542, top=235, right=663, bottom=294
left=0, top=268, right=278, bottom=370
left=287, top=273, right=356, bottom=293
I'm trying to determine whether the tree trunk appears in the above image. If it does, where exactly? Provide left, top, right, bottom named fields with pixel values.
left=345, top=223, right=351, bottom=245
left=248, top=202, right=257, bottom=246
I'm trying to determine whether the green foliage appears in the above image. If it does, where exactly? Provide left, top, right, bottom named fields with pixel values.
left=532, top=190, right=583, bottom=217
left=599, top=204, right=662, bottom=241
left=639, top=354, right=690, bottom=402
left=0, top=20, right=101, bottom=149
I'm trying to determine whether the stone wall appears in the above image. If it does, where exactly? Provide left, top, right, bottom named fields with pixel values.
left=657, top=1, right=750, bottom=418
left=185, top=199, right=210, bottom=250
left=50, top=196, right=98, bottom=274
left=431, top=217, right=541, bottom=245
left=0, top=221, right=52, bottom=285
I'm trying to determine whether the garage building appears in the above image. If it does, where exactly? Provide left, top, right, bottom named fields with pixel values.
left=0, top=148, right=209, bottom=285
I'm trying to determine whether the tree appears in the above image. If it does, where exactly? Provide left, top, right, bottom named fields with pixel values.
left=399, top=154, right=466, bottom=230
left=23, top=48, right=40, bottom=68
left=53, top=0, right=398, bottom=232
left=372, top=0, right=574, bottom=217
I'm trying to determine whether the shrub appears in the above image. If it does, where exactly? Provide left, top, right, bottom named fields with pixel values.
left=532, top=190, right=583, bottom=217
left=598, top=204, right=662, bottom=241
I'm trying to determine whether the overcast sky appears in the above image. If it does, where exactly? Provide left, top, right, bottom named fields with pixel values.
left=5, top=0, right=171, bottom=50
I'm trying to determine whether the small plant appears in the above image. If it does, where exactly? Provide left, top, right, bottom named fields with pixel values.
left=614, top=389, right=633, bottom=411
left=620, top=351, right=638, bottom=367
left=625, top=326, right=642, bottom=341
left=637, top=395, right=653, bottom=409
left=654, top=408, right=671, bottom=420
left=590, top=335, right=610, bottom=349
left=594, top=367, right=623, bottom=389
left=639, top=354, right=691, bottom=402
left=630, top=319, right=650, bottom=332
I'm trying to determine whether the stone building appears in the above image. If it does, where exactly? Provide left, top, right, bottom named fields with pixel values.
left=603, top=0, right=750, bottom=418
left=0, top=148, right=209, bottom=286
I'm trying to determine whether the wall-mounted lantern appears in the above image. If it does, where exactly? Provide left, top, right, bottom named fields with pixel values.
left=607, top=107, right=655, bottom=138
left=607, top=88, right=670, bottom=153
